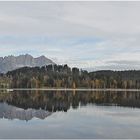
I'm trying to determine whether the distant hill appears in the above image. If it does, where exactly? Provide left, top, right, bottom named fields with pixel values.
left=0, top=54, right=55, bottom=73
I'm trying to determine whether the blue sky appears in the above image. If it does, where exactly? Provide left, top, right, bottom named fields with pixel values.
left=0, top=1, right=140, bottom=70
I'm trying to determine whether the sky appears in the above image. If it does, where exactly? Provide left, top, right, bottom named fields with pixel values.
left=0, top=1, right=140, bottom=71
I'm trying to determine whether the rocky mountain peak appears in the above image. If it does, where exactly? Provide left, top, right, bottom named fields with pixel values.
left=0, top=54, right=55, bottom=73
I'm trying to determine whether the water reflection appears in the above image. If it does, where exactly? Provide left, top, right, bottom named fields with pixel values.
left=0, top=90, right=140, bottom=121
left=0, top=103, right=52, bottom=121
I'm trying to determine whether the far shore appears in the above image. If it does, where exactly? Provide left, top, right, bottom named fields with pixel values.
left=0, top=88, right=140, bottom=92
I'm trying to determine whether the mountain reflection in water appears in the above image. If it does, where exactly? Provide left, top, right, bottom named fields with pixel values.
left=0, top=90, right=140, bottom=121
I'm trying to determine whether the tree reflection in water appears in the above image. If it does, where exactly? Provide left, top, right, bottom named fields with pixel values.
left=0, top=90, right=140, bottom=119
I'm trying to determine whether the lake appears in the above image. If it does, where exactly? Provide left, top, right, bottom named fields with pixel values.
left=0, top=89, right=140, bottom=139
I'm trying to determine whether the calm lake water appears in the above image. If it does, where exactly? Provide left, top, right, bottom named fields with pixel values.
left=0, top=90, right=140, bottom=139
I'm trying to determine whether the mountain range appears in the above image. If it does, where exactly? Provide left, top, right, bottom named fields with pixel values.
left=0, top=54, right=55, bottom=73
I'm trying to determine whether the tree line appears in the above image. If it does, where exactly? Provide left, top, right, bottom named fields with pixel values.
left=0, top=64, right=140, bottom=89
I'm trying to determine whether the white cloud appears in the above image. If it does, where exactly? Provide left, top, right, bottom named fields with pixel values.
left=0, top=1, right=140, bottom=70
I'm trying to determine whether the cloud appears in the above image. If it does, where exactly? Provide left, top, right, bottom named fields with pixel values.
left=0, top=1, right=140, bottom=37
left=0, top=1, right=140, bottom=70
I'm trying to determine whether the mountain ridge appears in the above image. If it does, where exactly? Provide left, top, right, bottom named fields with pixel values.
left=0, top=54, right=55, bottom=73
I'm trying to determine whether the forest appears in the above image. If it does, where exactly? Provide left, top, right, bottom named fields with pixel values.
left=0, top=64, right=140, bottom=89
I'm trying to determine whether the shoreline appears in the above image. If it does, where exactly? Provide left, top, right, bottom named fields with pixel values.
left=0, top=88, right=140, bottom=92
